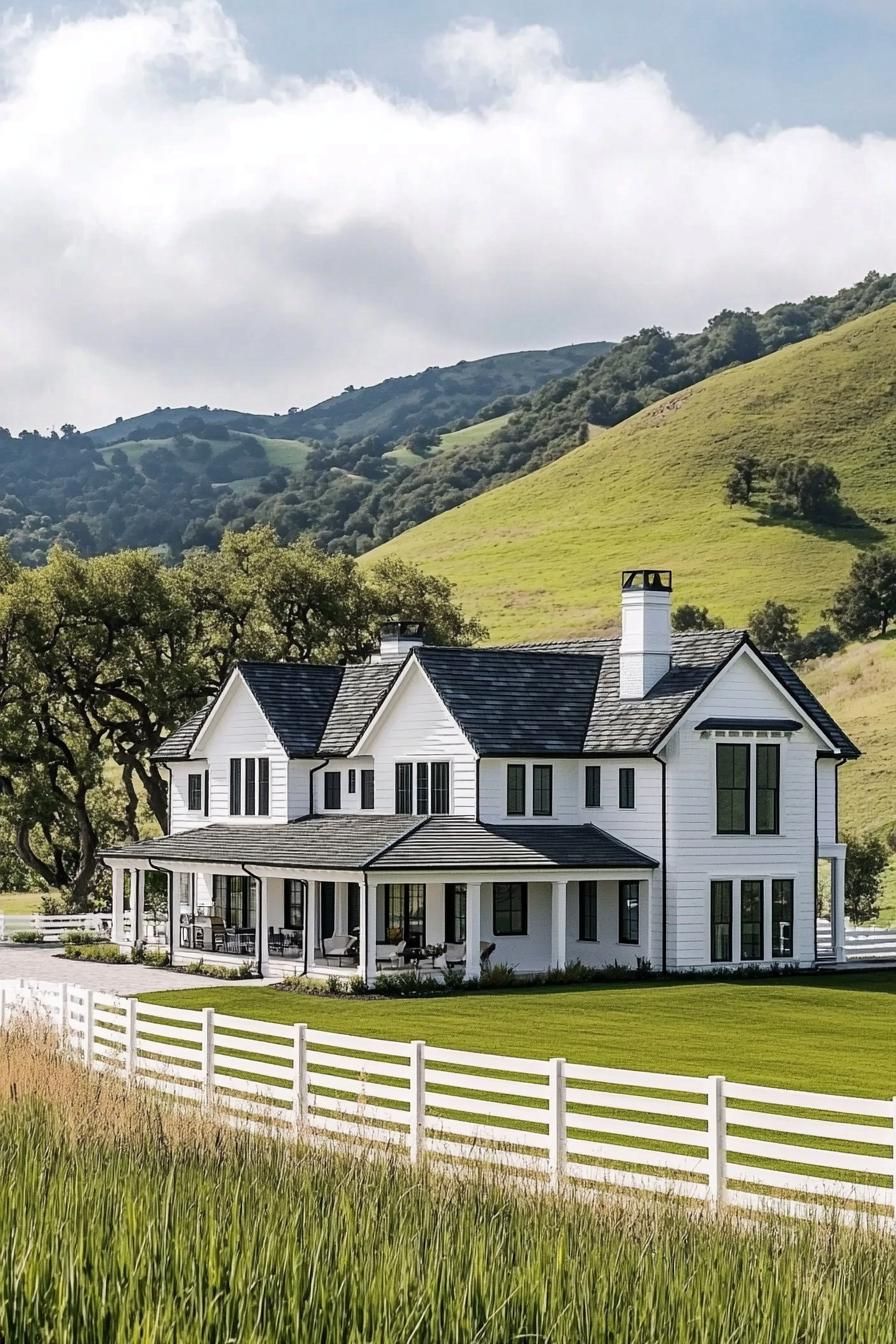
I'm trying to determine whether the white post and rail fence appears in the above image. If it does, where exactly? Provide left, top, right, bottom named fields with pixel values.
left=2, top=978, right=895, bottom=1230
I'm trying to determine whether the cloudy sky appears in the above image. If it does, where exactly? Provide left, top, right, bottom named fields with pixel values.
left=3, top=1, right=896, bottom=432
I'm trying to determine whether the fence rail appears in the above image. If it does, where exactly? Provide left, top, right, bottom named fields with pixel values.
left=816, top=919, right=896, bottom=960
left=2, top=978, right=894, bottom=1228
left=0, top=914, right=106, bottom=942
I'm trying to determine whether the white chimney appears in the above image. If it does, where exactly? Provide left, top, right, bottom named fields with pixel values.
left=374, top=620, right=425, bottom=663
left=619, top=569, right=672, bottom=699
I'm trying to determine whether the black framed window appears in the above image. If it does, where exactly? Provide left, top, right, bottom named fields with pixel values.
left=187, top=773, right=202, bottom=811
left=771, top=878, right=793, bottom=958
left=579, top=880, right=598, bottom=941
left=347, top=769, right=357, bottom=795
left=323, top=771, right=341, bottom=810
left=203, top=769, right=209, bottom=817
left=212, top=874, right=256, bottom=930
left=395, top=763, right=413, bottom=815
left=506, top=764, right=526, bottom=816
left=585, top=765, right=601, bottom=808
left=257, top=758, right=269, bottom=816
left=383, top=883, right=425, bottom=947
left=416, top=763, right=429, bottom=815
left=244, top=757, right=256, bottom=816
left=710, top=880, right=732, bottom=962
left=229, top=758, right=242, bottom=816
left=533, top=764, right=553, bottom=816
left=740, top=880, right=764, bottom=960
left=493, top=882, right=527, bottom=935
left=445, top=883, right=466, bottom=943
left=284, top=878, right=305, bottom=930
left=717, top=744, right=749, bottom=834
left=430, top=762, right=450, bottom=815
left=619, top=768, right=635, bottom=809
left=618, top=880, right=640, bottom=944
left=360, top=769, right=375, bottom=810
left=756, top=744, right=780, bottom=835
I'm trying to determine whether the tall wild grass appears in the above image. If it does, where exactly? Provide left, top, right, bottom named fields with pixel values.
left=1, top=1024, right=895, bottom=1343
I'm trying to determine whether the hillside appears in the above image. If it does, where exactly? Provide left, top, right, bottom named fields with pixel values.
left=369, top=304, right=896, bottom=640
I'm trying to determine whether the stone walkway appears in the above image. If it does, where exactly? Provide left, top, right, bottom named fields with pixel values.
left=0, top=945, right=271, bottom=994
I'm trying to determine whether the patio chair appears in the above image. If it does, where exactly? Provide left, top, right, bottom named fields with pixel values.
left=208, top=916, right=226, bottom=952
left=267, top=926, right=285, bottom=956
left=322, top=934, right=358, bottom=966
left=375, top=939, right=406, bottom=970
left=444, top=942, right=466, bottom=968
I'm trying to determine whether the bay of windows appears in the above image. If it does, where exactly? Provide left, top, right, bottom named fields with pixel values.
left=395, top=762, right=450, bottom=816
left=709, top=877, right=795, bottom=963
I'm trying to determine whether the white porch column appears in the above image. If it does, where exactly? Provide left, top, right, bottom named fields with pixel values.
left=551, top=879, right=568, bottom=971
left=832, top=849, right=847, bottom=963
left=334, top=882, right=349, bottom=936
left=465, top=882, right=481, bottom=980
left=362, top=880, right=377, bottom=984
left=132, top=868, right=144, bottom=946
left=111, top=867, right=125, bottom=945
left=306, top=880, right=317, bottom=967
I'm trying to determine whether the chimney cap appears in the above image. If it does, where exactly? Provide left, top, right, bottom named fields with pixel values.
left=379, top=619, right=425, bottom=640
left=621, top=569, right=672, bottom=593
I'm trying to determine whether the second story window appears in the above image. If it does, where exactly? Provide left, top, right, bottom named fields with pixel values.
left=395, top=763, right=413, bottom=815
left=229, top=757, right=270, bottom=817
left=618, top=767, right=635, bottom=809
left=360, top=769, right=375, bottom=810
left=585, top=765, right=601, bottom=808
left=430, top=762, right=450, bottom=815
left=244, top=758, right=256, bottom=815
left=532, top=764, right=553, bottom=816
left=323, top=771, right=341, bottom=810
left=416, top=763, right=429, bottom=815
left=257, top=759, right=269, bottom=816
left=506, top=764, right=526, bottom=816
left=717, top=744, right=749, bottom=834
left=756, top=744, right=780, bottom=835
left=347, top=769, right=357, bottom=794
left=229, top=758, right=242, bottom=815
left=187, top=773, right=202, bottom=812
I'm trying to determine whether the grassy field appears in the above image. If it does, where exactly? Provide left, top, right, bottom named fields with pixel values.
left=99, top=431, right=312, bottom=474
left=383, top=414, right=512, bottom=468
left=0, top=890, right=42, bottom=916
left=369, top=305, right=896, bottom=642
left=142, top=972, right=896, bottom=1098
left=5, top=1035, right=894, bottom=1344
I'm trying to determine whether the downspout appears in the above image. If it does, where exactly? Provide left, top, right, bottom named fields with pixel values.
left=242, top=863, right=267, bottom=977
left=813, top=756, right=820, bottom=964
left=659, top=757, right=667, bottom=975
left=308, top=759, right=330, bottom=817
left=475, top=758, right=481, bottom=822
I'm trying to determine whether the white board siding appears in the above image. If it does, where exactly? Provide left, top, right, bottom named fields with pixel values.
left=360, top=665, right=477, bottom=817
left=168, top=760, right=207, bottom=835
left=311, top=756, right=375, bottom=816
left=816, top=758, right=838, bottom=845
left=664, top=650, right=826, bottom=969
left=202, top=680, right=289, bottom=824
left=567, top=879, right=650, bottom=970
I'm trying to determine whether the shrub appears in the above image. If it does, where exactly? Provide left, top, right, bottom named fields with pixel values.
left=348, top=976, right=368, bottom=995
left=477, top=962, right=519, bottom=989
left=141, top=948, right=170, bottom=968
left=182, top=959, right=255, bottom=981
left=10, top=929, right=42, bottom=944
left=372, top=971, right=446, bottom=998
left=64, top=942, right=127, bottom=964
left=62, top=929, right=103, bottom=947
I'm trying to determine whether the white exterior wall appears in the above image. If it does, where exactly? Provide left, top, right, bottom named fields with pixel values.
left=312, top=755, right=375, bottom=815
left=664, top=650, right=829, bottom=970
left=816, top=758, right=838, bottom=845
left=359, top=665, right=477, bottom=816
left=168, top=760, right=208, bottom=834
left=195, top=678, right=289, bottom=824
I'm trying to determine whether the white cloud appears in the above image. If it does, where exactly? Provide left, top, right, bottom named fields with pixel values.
left=1, top=3, right=896, bottom=431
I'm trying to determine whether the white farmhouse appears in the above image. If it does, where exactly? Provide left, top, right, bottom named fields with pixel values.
left=103, top=570, right=858, bottom=982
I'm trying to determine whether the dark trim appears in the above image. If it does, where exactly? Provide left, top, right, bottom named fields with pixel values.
left=242, top=863, right=266, bottom=976
left=835, top=759, right=841, bottom=843
left=475, top=757, right=481, bottom=822
left=695, top=718, right=802, bottom=732
left=308, top=759, right=329, bottom=818
left=660, top=756, right=667, bottom=974
left=814, top=754, right=819, bottom=964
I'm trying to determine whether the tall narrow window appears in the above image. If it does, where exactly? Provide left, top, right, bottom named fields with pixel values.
left=756, top=744, right=780, bottom=835
left=347, top=769, right=357, bottom=795
left=244, top=757, right=256, bottom=816
left=619, top=768, right=635, bottom=809
left=323, top=771, right=341, bottom=810
left=710, top=880, right=732, bottom=962
left=416, top=762, right=429, bottom=815
left=284, top=878, right=305, bottom=930
left=740, top=880, right=764, bottom=960
left=203, top=769, right=209, bottom=817
left=229, top=758, right=242, bottom=816
left=360, top=769, right=375, bottom=810
left=579, top=880, right=598, bottom=941
left=618, top=881, right=640, bottom=944
left=445, top=883, right=466, bottom=944
left=506, top=764, right=526, bottom=816
left=430, top=762, right=450, bottom=815
left=533, top=764, right=553, bottom=816
left=585, top=765, right=601, bottom=808
left=257, top=758, right=269, bottom=816
left=771, top=878, right=793, bottom=958
left=395, top=763, right=413, bottom=815
left=493, top=882, right=527, bottom=935
left=187, top=773, right=202, bottom=812
left=716, top=744, right=749, bottom=834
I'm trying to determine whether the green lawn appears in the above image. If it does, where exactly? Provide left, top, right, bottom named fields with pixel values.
left=0, top=890, right=43, bottom=916
left=142, top=972, right=896, bottom=1098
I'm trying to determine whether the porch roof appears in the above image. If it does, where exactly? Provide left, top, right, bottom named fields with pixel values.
left=101, top=815, right=658, bottom=872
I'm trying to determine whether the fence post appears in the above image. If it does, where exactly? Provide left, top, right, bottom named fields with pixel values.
left=707, top=1075, right=726, bottom=1205
left=891, top=1097, right=896, bottom=1224
left=548, top=1057, right=567, bottom=1191
left=201, top=1007, right=214, bottom=1108
left=124, top=998, right=137, bottom=1079
left=59, top=982, right=69, bottom=1041
left=0, top=985, right=6, bottom=1030
left=292, top=1023, right=308, bottom=1132
left=84, top=989, right=95, bottom=1069
left=409, top=1040, right=426, bottom=1164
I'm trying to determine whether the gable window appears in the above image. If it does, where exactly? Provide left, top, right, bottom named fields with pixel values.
left=360, top=769, right=375, bottom=810
left=772, top=878, right=793, bottom=958
left=716, top=744, right=749, bottom=834
left=533, top=764, right=553, bottom=817
left=257, top=758, right=269, bottom=816
left=244, top=757, right=256, bottom=816
left=347, top=769, right=357, bottom=795
left=756, top=744, right=780, bottom=835
left=431, top=762, right=450, bottom=815
left=506, top=764, right=526, bottom=816
left=187, top=774, right=202, bottom=812
left=416, top=763, right=429, bottom=815
left=445, top=883, right=466, bottom=944
left=619, top=768, right=635, bottom=809
left=618, top=880, right=640, bottom=944
left=323, top=771, right=342, bottom=810
left=710, top=880, right=732, bottom=962
left=740, top=880, right=764, bottom=960
left=579, top=880, right=598, bottom=941
left=395, top=763, right=413, bottom=815
left=229, top=758, right=242, bottom=816
left=585, top=765, right=601, bottom=808
left=493, top=882, right=527, bottom=935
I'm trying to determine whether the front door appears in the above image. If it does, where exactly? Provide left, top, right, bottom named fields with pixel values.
left=384, top=883, right=426, bottom=948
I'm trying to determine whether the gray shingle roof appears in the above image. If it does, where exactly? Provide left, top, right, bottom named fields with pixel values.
left=319, top=662, right=403, bottom=754
left=152, top=705, right=212, bottom=761
left=238, top=663, right=344, bottom=757
left=102, top=815, right=657, bottom=871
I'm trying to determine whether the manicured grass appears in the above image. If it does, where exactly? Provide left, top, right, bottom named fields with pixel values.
left=0, top=890, right=43, bottom=916
left=142, top=972, right=896, bottom=1098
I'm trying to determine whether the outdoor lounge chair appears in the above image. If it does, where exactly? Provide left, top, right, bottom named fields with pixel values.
left=322, top=934, right=358, bottom=966
left=375, top=940, right=406, bottom=969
